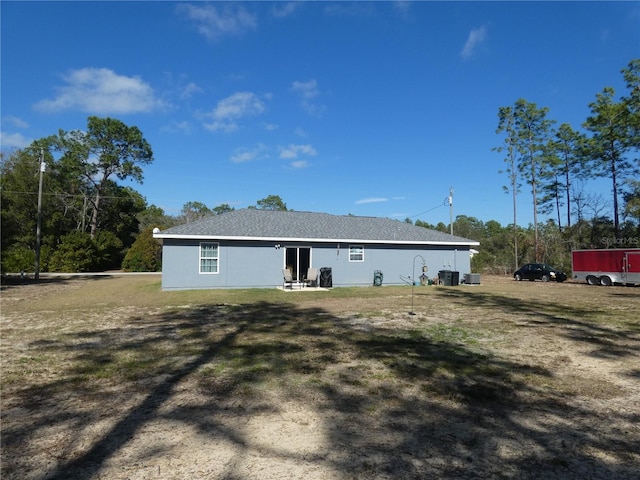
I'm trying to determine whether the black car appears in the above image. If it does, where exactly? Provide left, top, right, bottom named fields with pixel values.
left=514, top=263, right=567, bottom=282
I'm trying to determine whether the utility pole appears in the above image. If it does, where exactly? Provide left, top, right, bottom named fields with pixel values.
left=448, top=187, right=454, bottom=235
left=34, top=149, right=46, bottom=281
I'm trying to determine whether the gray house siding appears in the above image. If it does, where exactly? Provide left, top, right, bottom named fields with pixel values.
left=162, top=240, right=282, bottom=290
left=161, top=239, right=472, bottom=290
left=308, top=243, right=472, bottom=287
left=156, top=209, right=478, bottom=291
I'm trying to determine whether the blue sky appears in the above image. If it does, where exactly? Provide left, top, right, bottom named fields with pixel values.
left=2, top=1, right=638, bottom=228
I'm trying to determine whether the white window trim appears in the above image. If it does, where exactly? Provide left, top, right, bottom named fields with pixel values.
left=199, top=242, right=219, bottom=274
left=349, top=244, right=364, bottom=262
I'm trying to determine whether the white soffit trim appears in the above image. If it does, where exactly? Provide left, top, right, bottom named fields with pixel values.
left=153, top=233, right=479, bottom=246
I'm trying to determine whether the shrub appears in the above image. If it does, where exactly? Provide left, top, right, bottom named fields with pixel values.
left=1, top=244, right=53, bottom=274
left=94, top=230, right=124, bottom=271
left=49, top=232, right=97, bottom=272
left=1, top=245, right=35, bottom=273
left=122, top=226, right=162, bottom=272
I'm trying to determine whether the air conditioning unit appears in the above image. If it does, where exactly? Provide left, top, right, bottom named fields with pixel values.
left=464, top=273, right=481, bottom=284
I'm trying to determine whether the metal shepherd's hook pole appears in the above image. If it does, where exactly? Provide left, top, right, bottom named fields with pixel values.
left=449, top=187, right=454, bottom=236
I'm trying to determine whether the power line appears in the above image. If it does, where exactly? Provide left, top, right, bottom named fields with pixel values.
left=407, top=186, right=458, bottom=224
left=1, top=190, right=135, bottom=200
left=409, top=197, right=450, bottom=219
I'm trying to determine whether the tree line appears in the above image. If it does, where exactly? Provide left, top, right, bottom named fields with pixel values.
left=0, top=125, right=292, bottom=275
left=1, top=60, right=638, bottom=275
left=493, top=59, right=639, bottom=269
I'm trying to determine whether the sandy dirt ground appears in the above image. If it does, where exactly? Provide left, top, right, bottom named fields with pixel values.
left=1, top=276, right=639, bottom=479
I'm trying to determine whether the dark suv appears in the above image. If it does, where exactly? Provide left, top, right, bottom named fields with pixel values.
left=513, top=263, right=567, bottom=282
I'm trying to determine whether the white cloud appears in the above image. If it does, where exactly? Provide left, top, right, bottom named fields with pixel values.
left=262, top=122, right=279, bottom=131
left=393, top=1, right=411, bottom=17
left=278, top=144, right=317, bottom=159
left=460, top=26, right=487, bottom=60
left=34, top=68, right=163, bottom=114
left=290, top=160, right=309, bottom=169
left=291, top=79, right=319, bottom=100
left=2, top=116, right=29, bottom=129
left=230, top=143, right=269, bottom=163
left=177, top=3, right=257, bottom=41
left=355, top=197, right=388, bottom=205
left=160, top=120, right=192, bottom=135
left=204, top=91, right=266, bottom=132
left=324, top=2, right=376, bottom=18
left=272, top=2, right=301, bottom=19
left=291, top=79, right=326, bottom=116
left=0, top=117, right=31, bottom=149
left=0, top=131, right=30, bottom=149
left=180, top=82, right=203, bottom=100
left=230, top=143, right=316, bottom=164
left=293, top=127, right=308, bottom=137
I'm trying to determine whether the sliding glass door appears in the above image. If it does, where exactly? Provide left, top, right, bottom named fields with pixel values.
left=285, top=247, right=311, bottom=281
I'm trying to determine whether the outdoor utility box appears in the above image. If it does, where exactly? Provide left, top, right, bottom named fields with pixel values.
left=320, top=267, right=332, bottom=288
left=373, top=270, right=383, bottom=286
left=464, top=273, right=481, bottom=284
left=439, top=270, right=460, bottom=286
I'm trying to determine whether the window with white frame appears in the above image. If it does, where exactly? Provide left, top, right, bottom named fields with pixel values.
left=199, top=242, right=219, bottom=273
left=349, top=245, right=364, bottom=262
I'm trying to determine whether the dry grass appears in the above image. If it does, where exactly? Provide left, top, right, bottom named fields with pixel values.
left=1, top=275, right=639, bottom=479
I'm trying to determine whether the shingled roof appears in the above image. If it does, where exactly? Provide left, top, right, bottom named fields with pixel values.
left=154, top=209, right=479, bottom=246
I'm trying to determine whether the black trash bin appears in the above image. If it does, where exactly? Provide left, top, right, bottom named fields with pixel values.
left=373, top=270, right=383, bottom=286
left=438, top=270, right=460, bottom=286
left=319, top=267, right=332, bottom=288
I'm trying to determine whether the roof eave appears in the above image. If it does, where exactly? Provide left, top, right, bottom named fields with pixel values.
left=153, top=233, right=479, bottom=247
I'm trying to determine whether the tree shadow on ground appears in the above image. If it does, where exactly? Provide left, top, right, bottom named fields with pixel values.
left=1, top=274, right=108, bottom=290
left=2, top=299, right=638, bottom=479
left=437, top=288, right=640, bottom=360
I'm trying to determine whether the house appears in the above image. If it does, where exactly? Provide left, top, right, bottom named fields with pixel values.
left=153, top=209, right=480, bottom=290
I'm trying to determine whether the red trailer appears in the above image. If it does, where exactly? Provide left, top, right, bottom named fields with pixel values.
left=571, top=248, right=640, bottom=286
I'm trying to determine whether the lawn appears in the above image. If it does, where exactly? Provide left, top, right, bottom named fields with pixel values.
left=1, top=275, right=639, bottom=479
